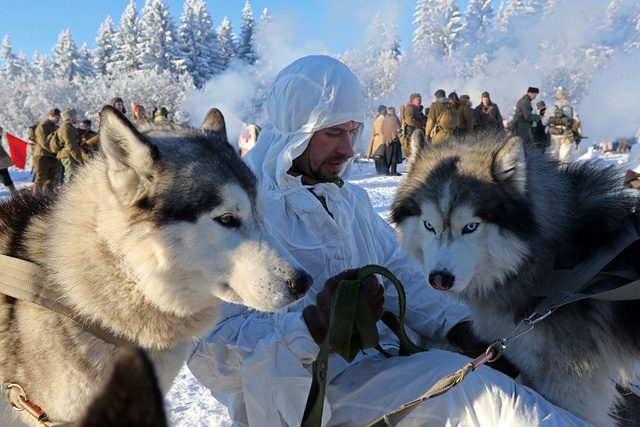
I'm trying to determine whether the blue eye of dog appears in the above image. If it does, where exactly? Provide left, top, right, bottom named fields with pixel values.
left=462, top=223, right=479, bottom=234
left=423, top=221, right=435, bottom=233
left=215, top=214, right=241, bottom=228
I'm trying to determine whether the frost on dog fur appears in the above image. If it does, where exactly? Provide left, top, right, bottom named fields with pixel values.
left=391, top=131, right=640, bottom=427
left=0, top=106, right=312, bottom=426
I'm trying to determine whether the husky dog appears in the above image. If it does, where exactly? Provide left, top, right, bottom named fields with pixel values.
left=391, top=131, right=640, bottom=426
left=0, top=106, right=312, bottom=426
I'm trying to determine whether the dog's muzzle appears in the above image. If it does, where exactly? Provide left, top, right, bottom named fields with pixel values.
left=429, top=270, right=454, bottom=291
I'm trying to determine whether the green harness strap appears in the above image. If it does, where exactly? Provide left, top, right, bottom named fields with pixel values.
left=300, top=265, right=425, bottom=427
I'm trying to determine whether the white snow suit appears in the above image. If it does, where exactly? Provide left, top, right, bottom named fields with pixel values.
left=188, top=55, right=591, bottom=427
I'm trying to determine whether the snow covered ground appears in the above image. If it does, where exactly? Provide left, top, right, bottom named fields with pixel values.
left=0, top=150, right=636, bottom=426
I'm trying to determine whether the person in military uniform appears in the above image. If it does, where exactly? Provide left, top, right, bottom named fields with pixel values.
left=57, top=108, right=84, bottom=182
left=475, top=92, right=503, bottom=132
left=32, top=108, right=61, bottom=193
left=513, top=87, right=540, bottom=146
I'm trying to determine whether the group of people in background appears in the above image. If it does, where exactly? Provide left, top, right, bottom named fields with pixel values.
left=367, top=87, right=584, bottom=173
left=25, top=97, right=172, bottom=194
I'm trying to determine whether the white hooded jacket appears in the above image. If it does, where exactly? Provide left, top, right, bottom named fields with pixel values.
left=188, top=56, right=589, bottom=427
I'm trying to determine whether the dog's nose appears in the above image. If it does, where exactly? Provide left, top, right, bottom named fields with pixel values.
left=288, top=270, right=313, bottom=299
left=429, top=270, right=454, bottom=290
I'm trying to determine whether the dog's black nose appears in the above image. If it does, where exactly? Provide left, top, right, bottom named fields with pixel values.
left=288, top=270, right=313, bottom=299
left=429, top=270, right=454, bottom=290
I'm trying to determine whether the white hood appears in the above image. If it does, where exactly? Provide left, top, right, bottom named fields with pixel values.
left=243, top=55, right=365, bottom=195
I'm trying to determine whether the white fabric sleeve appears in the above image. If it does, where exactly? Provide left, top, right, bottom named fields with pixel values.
left=188, top=308, right=330, bottom=426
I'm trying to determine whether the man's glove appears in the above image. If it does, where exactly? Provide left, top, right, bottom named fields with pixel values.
left=447, top=321, right=521, bottom=379
left=302, top=268, right=385, bottom=344
left=446, top=321, right=488, bottom=352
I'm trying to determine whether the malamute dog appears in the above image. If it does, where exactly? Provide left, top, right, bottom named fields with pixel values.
left=391, top=131, right=640, bottom=426
left=0, top=106, right=312, bottom=426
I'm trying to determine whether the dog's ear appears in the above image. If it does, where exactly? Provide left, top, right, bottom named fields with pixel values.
left=200, top=108, right=229, bottom=145
left=493, top=136, right=527, bottom=193
left=406, top=129, right=426, bottom=171
left=100, top=105, right=160, bottom=206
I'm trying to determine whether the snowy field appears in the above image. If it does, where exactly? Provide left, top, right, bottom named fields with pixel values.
left=0, top=148, right=637, bottom=425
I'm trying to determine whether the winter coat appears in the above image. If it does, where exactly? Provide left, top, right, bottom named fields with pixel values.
left=56, top=121, right=83, bottom=163
left=0, top=140, right=14, bottom=169
left=34, top=120, right=58, bottom=158
left=403, top=103, right=427, bottom=130
left=154, top=116, right=170, bottom=125
left=515, top=94, right=537, bottom=124
left=425, top=98, right=459, bottom=144
left=381, top=113, right=403, bottom=165
left=475, top=102, right=503, bottom=131
left=365, top=113, right=386, bottom=158
left=515, top=94, right=539, bottom=143
left=455, top=101, right=475, bottom=134
left=188, top=55, right=588, bottom=427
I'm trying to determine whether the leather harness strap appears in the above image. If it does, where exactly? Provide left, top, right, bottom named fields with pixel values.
left=0, top=253, right=134, bottom=347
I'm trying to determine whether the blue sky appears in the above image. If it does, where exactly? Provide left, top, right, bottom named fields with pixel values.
left=0, top=0, right=430, bottom=59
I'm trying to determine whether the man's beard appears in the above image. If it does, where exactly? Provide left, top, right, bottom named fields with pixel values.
left=312, top=156, right=348, bottom=182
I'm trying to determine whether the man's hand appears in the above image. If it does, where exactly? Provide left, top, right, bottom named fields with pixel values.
left=446, top=321, right=488, bottom=352
left=302, top=268, right=385, bottom=344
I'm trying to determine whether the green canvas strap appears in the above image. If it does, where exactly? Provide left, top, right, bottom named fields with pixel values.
left=300, top=265, right=425, bottom=427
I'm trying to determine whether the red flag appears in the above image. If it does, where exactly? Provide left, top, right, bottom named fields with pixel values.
left=6, top=133, right=28, bottom=170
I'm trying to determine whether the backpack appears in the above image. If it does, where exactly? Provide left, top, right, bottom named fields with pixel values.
left=548, top=106, right=573, bottom=127
left=438, top=103, right=459, bottom=130
left=46, top=128, right=63, bottom=154
left=430, top=103, right=459, bottom=138
left=27, top=124, right=38, bottom=143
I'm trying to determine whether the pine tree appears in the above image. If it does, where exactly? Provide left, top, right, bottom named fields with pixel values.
left=179, top=0, right=223, bottom=87
left=0, top=36, right=21, bottom=79
left=217, top=17, right=237, bottom=70
left=237, top=1, right=256, bottom=64
left=139, top=0, right=184, bottom=73
left=111, top=0, right=142, bottom=73
left=78, top=43, right=95, bottom=77
left=32, top=51, right=53, bottom=80
left=94, top=16, right=117, bottom=75
left=50, top=29, right=81, bottom=81
left=463, top=0, right=494, bottom=45
left=412, top=0, right=463, bottom=61
left=360, top=11, right=402, bottom=108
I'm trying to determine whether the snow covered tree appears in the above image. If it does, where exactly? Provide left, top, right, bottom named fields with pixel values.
left=0, top=36, right=21, bottom=79
left=237, top=1, right=256, bottom=64
left=412, top=0, right=463, bottom=63
left=78, top=43, right=95, bottom=77
left=179, top=0, right=223, bottom=87
left=32, top=51, right=52, bottom=80
left=93, top=16, right=117, bottom=75
left=462, top=0, right=494, bottom=49
left=110, top=0, right=142, bottom=74
left=139, top=0, right=184, bottom=73
left=50, top=29, right=81, bottom=81
left=359, top=11, right=403, bottom=110
left=217, top=17, right=237, bottom=70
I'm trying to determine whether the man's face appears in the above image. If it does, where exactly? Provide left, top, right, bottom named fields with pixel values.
left=411, top=97, right=421, bottom=107
left=294, top=121, right=361, bottom=182
left=528, top=92, right=537, bottom=100
left=482, top=97, right=489, bottom=106
left=69, top=116, right=78, bottom=125
left=114, top=102, right=124, bottom=112
left=50, top=115, right=61, bottom=124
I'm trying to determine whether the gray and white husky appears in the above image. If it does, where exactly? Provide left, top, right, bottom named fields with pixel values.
left=391, top=131, right=640, bottom=426
left=0, top=106, right=312, bottom=426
